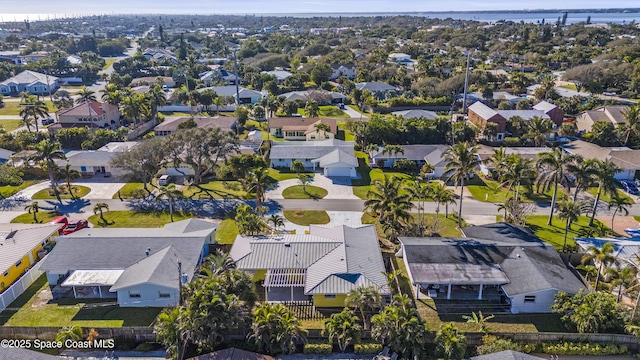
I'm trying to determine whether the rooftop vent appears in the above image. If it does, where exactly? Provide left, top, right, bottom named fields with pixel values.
left=284, top=243, right=291, bottom=247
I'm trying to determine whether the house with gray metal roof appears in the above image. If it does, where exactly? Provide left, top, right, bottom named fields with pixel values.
left=355, top=82, right=397, bottom=100
left=398, top=223, right=585, bottom=313
left=370, top=144, right=450, bottom=178
left=269, top=139, right=358, bottom=178
left=391, top=109, right=440, bottom=120
left=39, top=219, right=216, bottom=307
left=230, top=225, right=390, bottom=307
left=0, top=70, right=59, bottom=96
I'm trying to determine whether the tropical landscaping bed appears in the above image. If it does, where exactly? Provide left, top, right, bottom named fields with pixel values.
left=32, top=185, right=91, bottom=199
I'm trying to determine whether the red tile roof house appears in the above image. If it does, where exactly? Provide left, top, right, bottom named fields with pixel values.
left=467, top=101, right=562, bottom=139
left=49, top=100, right=121, bottom=135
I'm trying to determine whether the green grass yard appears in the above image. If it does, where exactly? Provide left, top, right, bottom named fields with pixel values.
left=102, top=57, right=117, bottom=70
left=113, top=182, right=149, bottom=199
left=32, top=185, right=91, bottom=200
left=586, top=187, right=634, bottom=204
left=296, top=105, right=349, bottom=118
left=352, top=152, right=413, bottom=199
left=268, top=168, right=314, bottom=182
left=0, top=180, right=41, bottom=198
left=466, top=175, right=560, bottom=203
left=0, top=119, right=22, bottom=132
left=183, top=181, right=248, bottom=199
left=282, top=185, right=327, bottom=199
left=0, top=275, right=159, bottom=327
left=216, top=218, right=239, bottom=244
left=283, top=210, right=330, bottom=226
left=0, top=100, right=55, bottom=116
left=11, top=211, right=60, bottom=224
left=524, top=215, right=610, bottom=251
left=87, top=210, right=193, bottom=228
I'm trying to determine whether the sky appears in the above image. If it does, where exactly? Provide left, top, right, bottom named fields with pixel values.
left=1, top=0, right=639, bottom=16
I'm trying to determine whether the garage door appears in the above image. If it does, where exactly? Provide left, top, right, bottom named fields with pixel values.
left=324, top=167, right=352, bottom=177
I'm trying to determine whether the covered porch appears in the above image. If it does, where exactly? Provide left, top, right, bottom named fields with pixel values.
left=60, top=269, right=123, bottom=299
left=263, top=269, right=311, bottom=302
left=409, top=263, right=509, bottom=300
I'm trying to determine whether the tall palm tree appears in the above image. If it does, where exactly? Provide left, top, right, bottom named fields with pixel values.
left=364, top=177, right=412, bottom=242
left=622, top=105, right=640, bottom=146
left=489, top=147, right=508, bottom=180
left=75, top=87, right=97, bottom=104
left=305, top=100, right=320, bottom=118
left=605, top=265, right=637, bottom=302
left=589, top=160, right=621, bottom=225
left=101, top=89, right=123, bottom=107
left=57, top=163, right=81, bottom=198
left=322, top=308, right=362, bottom=353
left=148, top=84, right=167, bottom=119
left=19, top=93, right=49, bottom=132
left=499, top=154, right=535, bottom=202
left=289, top=159, right=305, bottom=175
left=443, top=142, right=480, bottom=227
left=581, top=241, right=617, bottom=291
left=567, top=159, right=597, bottom=201
left=30, top=139, right=66, bottom=200
left=268, top=214, right=285, bottom=232
left=155, top=184, right=183, bottom=222
left=609, top=194, right=633, bottom=229
left=556, top=199, right=587, bottom=252
left=243, top=167, right=276, bottom=208
left=536, top=149, right=580, bottom=225
left=526, top=116, right=553, bottom=146
left=199, top=249, right=236, bottom=277
left=430, top=182, right=456, bottom=235
left=408, top=180, right=430, bottom=236
left=121, top=93, right=151, bottom=127
left=93, top=202, right=109, bottom=225
left=24, top=201, right=39, bottom=223
left=345, top=286, right=382, bottom=330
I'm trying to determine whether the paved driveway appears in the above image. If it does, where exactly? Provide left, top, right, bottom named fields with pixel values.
left=266, top=174, right=359, bottom=200
left=74, top=177, right=127, bottom=199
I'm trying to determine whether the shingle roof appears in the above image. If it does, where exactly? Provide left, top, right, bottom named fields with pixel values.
left=471, top=350, right=544, bottom=360
left=392, top=109, right=440, bottom=120
left=562, top=140, right=640, bottom=169
left=270, top=141, right=353, bottom=160
left=371, top=145, right=450, bottom=167
left=476, top=145, right=550, bottom=161
left=198, top=85, right=262, bottom=99
left=0, top=147, right=14, bottom=160
left=355, top=82, right=396, bottom=92
left=311, top=149, right=358, bottom=167
left=0, top=70, right=58, bottom=86
left=262, top=70, right=293, bottom=81
left=188, top=348, right=274, bottom=360
left=0, top=224, right=61, bottom=274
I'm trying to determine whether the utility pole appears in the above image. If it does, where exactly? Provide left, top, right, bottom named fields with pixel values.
left=177, top=260, right=183, bottom=306
left=232, top=48, right=241, bottom=135
left=461, top=51, right=471, bottom=114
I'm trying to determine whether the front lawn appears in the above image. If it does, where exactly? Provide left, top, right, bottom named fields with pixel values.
left=525, top=215, right=610, bottom=251
left=0, top=275, right=159, bottom=327
left=102, top=57, right=117, bottom=70
left=587, top=187, right=634, bottom=204
left=87, top=210, right=193, bottom=228
left=466, top=175, right=559, bottom=203
left=182, top=181, right=247, bottom=199
left=362, top=212, right=462, bottom=249
left=11, top=211, right=60, bottom=224
left=296, top=105, right=349, bottom=118
left=0, top=180, right=41, bottom=198
left=216, top=218, right=239, bottom=244
left=0, top=119, right=22, bottom=132
left=268, top=168, right=314, bottom=182
left=283, top=210, right=330, bottom=226
left=282, top=185, right=327, bottom=199
left=352, top=153, right=414, bottom=199
left=0, top=100, right=54, bottom=116
left=113, top=182, right=149, bottom=199
left=32, top=185, right=91, bottom=200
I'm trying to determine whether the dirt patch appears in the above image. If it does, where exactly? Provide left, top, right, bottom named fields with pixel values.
left=31, top=288, right=52, bottom=308
left=596, top=216, right=638, bottom=237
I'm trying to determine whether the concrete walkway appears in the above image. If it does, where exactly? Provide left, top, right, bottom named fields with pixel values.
left=266, top=174, right=360, bottom=200
left=343, top=105, right=369, bottom=120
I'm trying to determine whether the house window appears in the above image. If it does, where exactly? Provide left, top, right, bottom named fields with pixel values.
left=310, top=135, right=316, bottom=139
left=325, top=294, right=336, bottom=300
left=15, top=260, right=22, bottom=268
left=129, top=292, right=141, bottom=298
left=524, top=295, right=536, bottom=303
left=159, top=292, right=171, bottom=298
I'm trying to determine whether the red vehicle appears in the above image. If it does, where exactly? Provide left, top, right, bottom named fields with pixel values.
left=62, top=219, right=89, bottom=235
left=49, top=216, right=69, bottom=234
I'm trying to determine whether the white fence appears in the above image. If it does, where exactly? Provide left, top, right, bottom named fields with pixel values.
left=126, top=119, right=158, bottom=140
left=0, top=257, right=45, bottom=312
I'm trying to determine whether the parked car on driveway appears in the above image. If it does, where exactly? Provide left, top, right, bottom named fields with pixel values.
left=62, top=219, right=89, bottom=235
left=620, top=180, right=639, bottom=195
left=49, top=216, right=69, bottom=234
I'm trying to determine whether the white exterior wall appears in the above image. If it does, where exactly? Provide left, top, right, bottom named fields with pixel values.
left=509, top=288, right=559, bottom=314
left=324, top=166, right=356, bottom=178
left=166, top=167, right=196, bottom=176
left=115, top=283, right=179, bottom=307
left=270, top=158, right=316, bottom=170
left=306, top=130, right=334, bottom=141
left=46, top=272, right=65, bottom=286
left=615, top=169, right=636, bottom=181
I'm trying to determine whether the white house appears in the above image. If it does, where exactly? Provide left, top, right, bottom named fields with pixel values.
left=56, top=141, right=138, bottom=178
left=329, top=64, right=357, bottom=80
left=39, top=219, right=216, bottom=307
left=269, top=139, right=358, bottom=178
left=398, top=223, right=585, bottom=313
left=562, top=140, right=640, bottom=180
left=0, top=70, right=59, bottom=96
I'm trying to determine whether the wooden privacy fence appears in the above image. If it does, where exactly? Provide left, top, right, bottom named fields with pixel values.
left=0, top=326, right=156, bottom=342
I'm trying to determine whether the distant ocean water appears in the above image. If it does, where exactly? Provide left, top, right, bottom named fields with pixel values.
left=1, top=10, right=639, bottom=25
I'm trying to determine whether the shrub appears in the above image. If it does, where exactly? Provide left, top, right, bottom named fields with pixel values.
left=354, top=343, right=383, bottom=354
left=541, top=342, right=628, bottom=355
left=503, top=137, right=522, bottom=146
left=476, top=335, right=520, bottom=355
left=303, top=343, right=332, bottom=354
left=392, top=159, right=418, bottom=173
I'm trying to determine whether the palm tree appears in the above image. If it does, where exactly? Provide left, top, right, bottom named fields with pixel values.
left=75, top=87, right=97, bottom=104
left=582, top=242, right=617, bottom=291
left=55, top=325, right=82, bottom=344
left=489, top=147, right=508, bottom=180
left=148, top=84, right=167, bottom=119
left=121, top=93, right=151, bottom=127
left=435, top=322, right=467, bottom=360
left=57, top=163, right=81, bottom=198
left=430, top=182, right=456, bottom=235
left=249, top=303, right=307, bottom=355
left=364, top=177, right=412, bottom=242
left=499, top=154, right=535, bottom=202
left=443, top=142, right=480, bottom=227
left=93, top=202, right=109, bottom=225
left=155, top=184, right=183, bottom=222
left=605, top=265, right=637, bottom=302
left=243, top=167, right=276, bottom=208
left=589, top=160, right=621, bottom=225
left=304, top=100, right=320, bottom=118
left=323, top=308, right=362, bottom=353
left=19, top=93, right=49, bottom=132
left=314, top=122, right=331, bottom=133
left=381, top=144, right=405, bottom=158
left=609, top=194, right=633, bottom=229
left=536, top=149, right=580, bottom=225
left=298, top=173, right=311, bottom=193
left=235, top=203, right=267, bottom=235
left=290, top=159, right=305, bottom=175
left=345, top=286, right=382, bottom=330
left=268, top=214, right=285, bottom=232
left=30, top=139, right=66, bottom=200
left=199, top=249, right=236, bottom=277
left=526, top=116, right=553, bottom=146
left=462, top=311, right=495, bottom=333
left=556, top=199, right=587, bottom=252
left=24, top=201, right=39, bottom=223
left=622, top=105, right=640, bottom=146
left=408, top=180, right=430, bottom=236
left=567, top=159, right=597, bottom=201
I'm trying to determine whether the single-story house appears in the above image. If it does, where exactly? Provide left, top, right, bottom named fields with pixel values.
left=575, top=105, right=629, bottom=133
left=477, top=144, right=550, bottom=176
left=471, top=350, right=544, bottom=360
left=329, top=64, right=357, bottom=80
left=527, top=84, right=591, bottom=99
left=562, top=140, right=640, bottom=180
left=279, top=90, right=346, bottom=105
left=231, top=225, right=391, bottom=307
left=269, top=139, right=358, bottom=178
left=57, top=141, right=138, bottom=177
left=261, top=70, right=293, bottom=83
left=0, top=224, right=62, bottom=293
left=388, top=53, right=411, bottom=62
left=370, top=144, right=450, bottom=177
left=130, top=76, right=176, bottom=88
left=50, top=100, right=121, bottom=134
left=188, top=348, right=274, bottom=360
left=200, top=68, right=241, bottom=86
left=355, top=81, right=397, bottom=100
left=0, top=70, right=59, bottom=96
left=40, top=219, right=216, bottom=307
left=0, top=147, right=14, bottom=163
left=154, top=116, right=237, bottom=137
left=391, top=109, right=440, bottom=120
left=398, top=223, right=585, bottom=313
left=268, top=117, right=337, bottom=141
left=197, top=86, right=262, bottom=104
left=142, top=48, right=178, bottom=64
left=467, top=101, right=561, bottom=138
